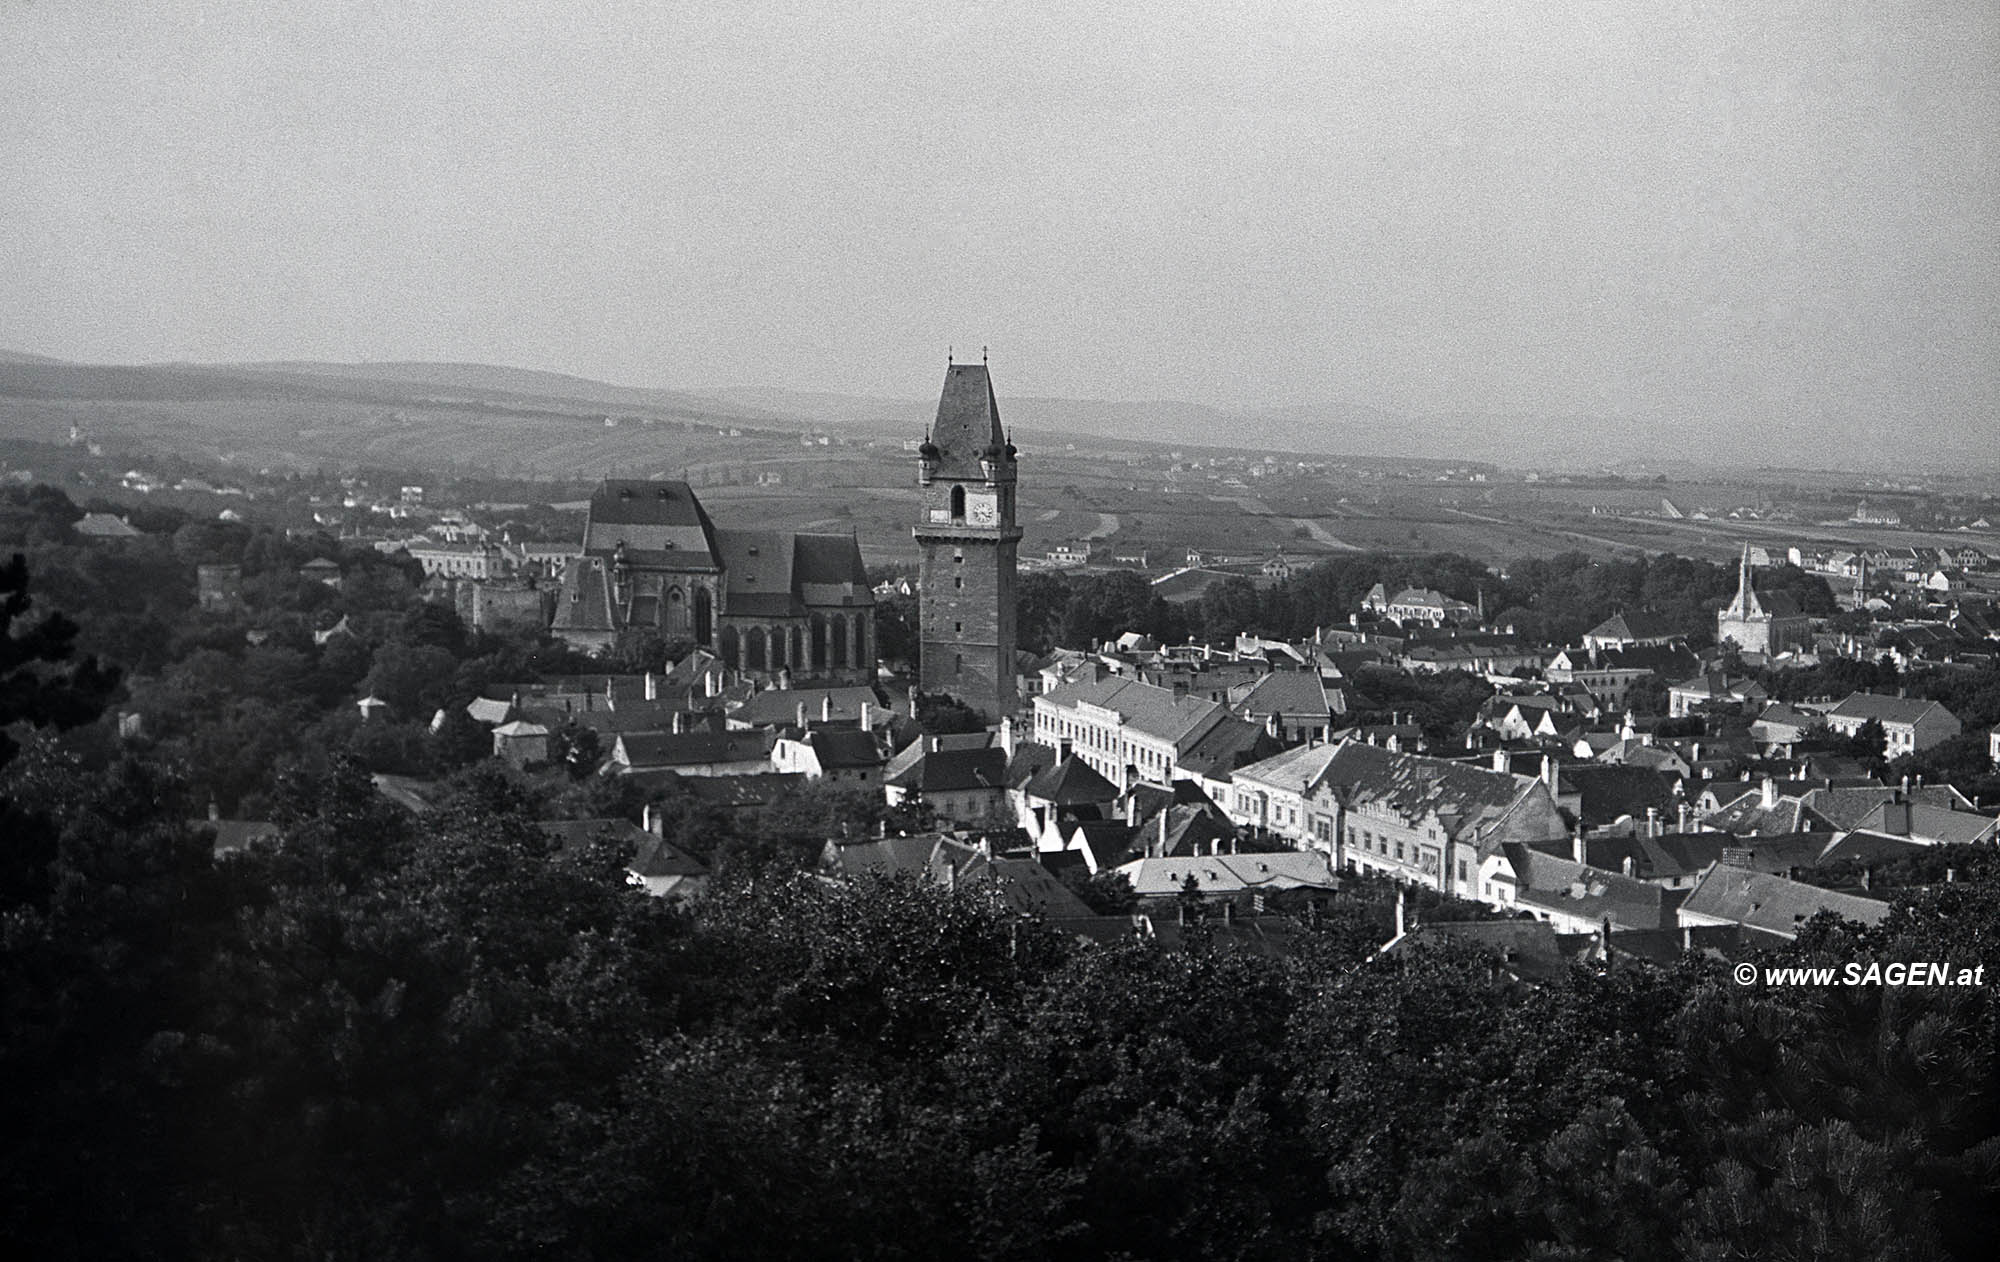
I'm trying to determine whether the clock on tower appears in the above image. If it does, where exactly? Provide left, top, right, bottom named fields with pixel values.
left=914, top=361, right=1020, bottom=720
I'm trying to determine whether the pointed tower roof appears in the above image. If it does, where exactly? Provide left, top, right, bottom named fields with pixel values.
left=929, top=363, right=1005, bottom=479
left=1723, top=543, right=1766, bottom=619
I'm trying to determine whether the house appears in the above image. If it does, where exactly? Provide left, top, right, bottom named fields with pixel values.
left=1545, top=643, right=1699, bottom=711
left=1113, top=851, right=1340, bottom=912
left=1362, top=584, right=1478, bottom=627
left=1676, top=866, right=1889, bottom=942
left=1013, top=749, right=1121, bottom=837
left=1222, top=742, right=1343, bottom=844
left=491, top=720, right=551, bottom=767
left=1667, top=672, right=1767, bottom=717
left=1032, top=674, right=1236, bottom=791
left=75, top=511, right=142, bottom=540
left=1306, top=742, right=1571, bottom=898
left=1486, top=843, right=1681, bottom=933
left=770, top=727, right=886, bottom=786
left=608, top=729, right=776, bottom=776
left=1822, top=692, right=1961, bottom=755
left=930, top=840, right=1098, bottom=919
left=538, top=815, right=710, bottom=899
left=880, top=737, right=1012, bottom=825
left=1581, top=611, right=1684, bottom=651
left=1749, top=702, right=1821, bottom=747
left=298, top=557, right=344, bottom=588
left=1228, top=671, right=1339, bottom=743
left=1846, top=799, right=1999, bottom=847
left=730, top=685, right=888, bottom=730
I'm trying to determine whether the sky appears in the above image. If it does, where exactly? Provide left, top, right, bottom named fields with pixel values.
left=2, top=0, right=1995, bottom=455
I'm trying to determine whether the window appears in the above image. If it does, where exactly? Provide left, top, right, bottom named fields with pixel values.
left=954, top=654, right=963, bottom=675
left=1457, top=860, right=1468, bottom=883
left=1394, top=842, right=1404, bottom=862
left=954, top=577, right=962, bottom=589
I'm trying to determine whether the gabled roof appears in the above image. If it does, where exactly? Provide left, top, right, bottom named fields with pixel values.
left=1063, top=818, right=1136, bottom=869
left=1678, top=866, right=1889, bottom=940
left=1391, top=920, right=1570, bottom=984
left=1174, top=715, right=1279, bottom=778
left=1828, top=692, right=1956, bottom=728
left=1319, top=742, right=1540, bottom=845
left=581, top=479, right=720, bottom=567
left=883, top=744, right=1010, bottom=794
left=1115, top=851, right=1339, bottom=896
left=1498, top=844, right=1680, bottom=930
left=733, top=685, right=883, bottom=729
left=1585, top=611, right=1683, bottom=642
left=932, top=843, right=1095, bottom=919
left=1022, top=754, right=1120, bottom=806
left=614, top=729, right=775, bottom=769
left=75, top=511, right=142, bottom=538
left=1230, top=742, right=1343, bottom=797
left=1233, top=671, right=1333, bottom=720
left=1038, top=676, right=1228, bottom=749
left=798, top=727, right=885, bottom=770
left=824, top=834, right=945, bottom=880
left=1557, top=764, right=1681, bottom=828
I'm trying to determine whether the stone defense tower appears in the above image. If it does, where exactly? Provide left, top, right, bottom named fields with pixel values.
left=915, top=361, right=1020, bottom=720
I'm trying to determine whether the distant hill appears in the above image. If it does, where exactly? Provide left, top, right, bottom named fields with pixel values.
left=0, top=348, right=74, bottom=365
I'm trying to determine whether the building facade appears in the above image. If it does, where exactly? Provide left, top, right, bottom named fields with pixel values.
left=551, top=479, right=872, bottom=683
left=915, top=362, right=1021, bottom=719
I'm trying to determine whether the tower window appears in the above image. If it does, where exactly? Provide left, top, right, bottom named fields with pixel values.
left=955, top=654, right=964, bottom=675
left=953, top=577, right=962, bottom=589
left=950, top=486, right=965, bottom=519
left=954, top=621, right=962, bottom=633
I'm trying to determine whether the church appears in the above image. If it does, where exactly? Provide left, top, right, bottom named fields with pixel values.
left=1716, top=544, right=1809, bottom=655
left=551, top=478, right=874, bottom=684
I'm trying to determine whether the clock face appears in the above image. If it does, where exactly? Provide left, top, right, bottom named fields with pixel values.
left=967, top=492, right=999, bottom=527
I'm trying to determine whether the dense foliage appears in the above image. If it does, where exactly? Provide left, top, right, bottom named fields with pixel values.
left=5, top=740, right=1998, bottom=1259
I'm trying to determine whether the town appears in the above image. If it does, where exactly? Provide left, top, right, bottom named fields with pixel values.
left=7, top=358, right=1997, bottom=1256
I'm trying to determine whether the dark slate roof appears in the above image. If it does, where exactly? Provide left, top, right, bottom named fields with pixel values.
left=1323, top=742, right=1537, bottom=841
left=615, top=729, right=775, bottom=769
left=1829, top=692, right=1956, bottom=728
left=823, top=834, right=946, bottom=879
left=1175, top=715, right=1280, bottom=778
left=1023, top=755, right=1120, bottom=806
left=1234, top=671, right=1333, bottom=719
left=1396, top=920, right=1570, bottom=984
left=733, top=685, right=884, bottom=728
left=581, top=479, right=721, bottom=567
left=1558, top=765, right=1682, bottom=828
left=1679, top=866, right=1889, bottom=939
left=1004, top=740, right=1057, bottom=790
left=884, top=745, right=1010, bottom=794
left=801, top=728, right=885, bottom=770
left=1499, top=844, right=1680, bottom=930
left=636, top=770, right=804, bottom=809
left=1586, top=611, right=1684, bottom=641
left=1066, top=818, right=1135, bottom=869
left=933, top=843, right=1098, bottom=918
left=928, top=363, right=1006, bottom=479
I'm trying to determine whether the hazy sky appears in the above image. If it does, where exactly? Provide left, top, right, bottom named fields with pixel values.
left=3, top=1, right=1995, bottom=442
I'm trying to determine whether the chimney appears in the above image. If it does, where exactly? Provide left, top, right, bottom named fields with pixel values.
left=778, top=667, right=792, bottom=691
left=1860, top=866, right=1871, bottom=891
left=207, top=798, right=220, bottom=822
left=1622, top=855, right=1636, bottom=877
left=1682, top=924, right=1693, bottom=951
left=796, top=701, right=807, bottom=729
left=1158, top=809, right=1170, bottom=857
left=643, top=804, right=663, bottom=836
left=644, top=671, right=657, bottom=701
left=861, top=701, right=874, bottom=731
left=1491, top=748, right=1509, bottom=773
left=1394, top=886, right=1406, bottom=939
left=1646, top=806, right=1659, bottom=837
left=1572, top=825, right=1587, bottom=866
left=1760, top=776, right=1777, bottom=808
left=930, top=735, right=942, bottom=752
left=1541, top=754, right=1557, bottom=790
left=1676, top=801, right=1689, bottom=833
left=672, top=711, right=688, bottom=735
left=706, top=667, right=720, bottom=698
left=822, top=695, right=834, bottom=722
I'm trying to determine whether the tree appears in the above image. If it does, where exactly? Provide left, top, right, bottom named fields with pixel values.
left=0, top=554, right=121, bottom=770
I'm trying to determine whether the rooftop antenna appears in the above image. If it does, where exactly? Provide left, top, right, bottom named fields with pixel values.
left=982, top=345, right=988, bottom=364
left=947, top=345, right=953, bottom=365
